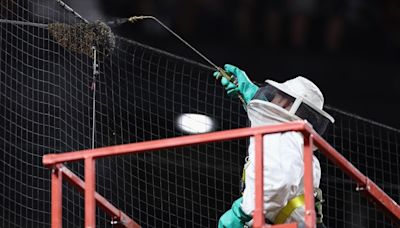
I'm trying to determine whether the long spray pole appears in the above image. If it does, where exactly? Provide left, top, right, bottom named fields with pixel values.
left=127, top=16, right=246, bottom=104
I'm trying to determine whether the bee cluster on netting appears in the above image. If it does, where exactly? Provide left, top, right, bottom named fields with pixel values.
left=48, top=21, right=115, bottom=58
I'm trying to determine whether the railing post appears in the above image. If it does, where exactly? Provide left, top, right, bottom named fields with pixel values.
left=85, top=157, right=96, bottom=228
left=51, top=166, right=63, bottom=228
left=253, top=134, right=264, bottom=228
left=303, top=134, right=315, bottom=228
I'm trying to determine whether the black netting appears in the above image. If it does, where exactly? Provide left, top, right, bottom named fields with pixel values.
left=0, top=1, right=399, bottom=228
left=320, top=107, right=400, bottom=228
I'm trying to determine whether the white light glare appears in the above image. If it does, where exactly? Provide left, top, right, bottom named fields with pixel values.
left=176, top=113, right=215, bottom=134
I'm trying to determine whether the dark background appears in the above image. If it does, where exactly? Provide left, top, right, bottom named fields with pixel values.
left=67, top=0, right=400, bottom=128
left=1, top=1, right=399, bottom=227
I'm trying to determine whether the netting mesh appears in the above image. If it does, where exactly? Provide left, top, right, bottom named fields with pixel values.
left=0, top=1, right=399, bottom=227
left=320, top=109, right=400, bottom=227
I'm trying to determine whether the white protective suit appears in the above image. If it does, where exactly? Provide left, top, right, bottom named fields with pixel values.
left=240, top=76, right=329, bottom=223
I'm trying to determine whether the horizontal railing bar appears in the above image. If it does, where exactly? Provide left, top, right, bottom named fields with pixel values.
left=43, top=121, right=309, bottom=165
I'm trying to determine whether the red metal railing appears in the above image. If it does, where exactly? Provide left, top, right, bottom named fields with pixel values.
left=49, top=164, right=140, bottom=228
left=43, top=121, right=400, bottom=228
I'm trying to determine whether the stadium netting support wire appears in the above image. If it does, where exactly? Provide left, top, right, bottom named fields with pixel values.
left=0, top=1, right=399, bottom=227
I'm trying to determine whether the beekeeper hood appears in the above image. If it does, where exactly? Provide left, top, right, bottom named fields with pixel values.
left=248, top=76, right=334, bottom=135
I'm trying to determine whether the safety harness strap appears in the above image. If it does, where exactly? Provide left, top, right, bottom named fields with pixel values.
left=274, top=194, right=305, bottom=224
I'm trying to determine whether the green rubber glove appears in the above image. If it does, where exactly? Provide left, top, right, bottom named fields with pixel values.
left=213, top=64, right=259, bottom=104
left=218, top=197, right=252, bottom=228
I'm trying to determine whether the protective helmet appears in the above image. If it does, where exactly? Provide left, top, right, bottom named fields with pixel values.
left=253, top=76, right=334, bottom=135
